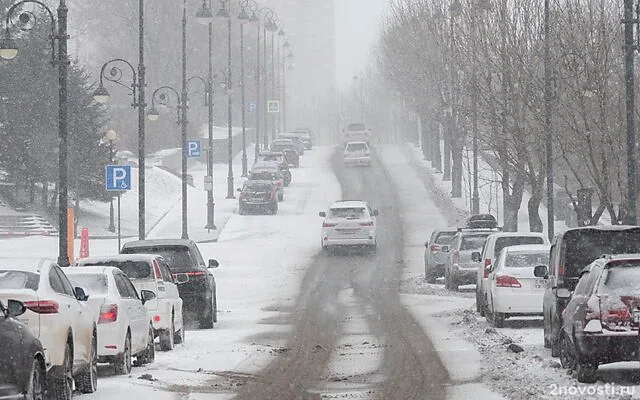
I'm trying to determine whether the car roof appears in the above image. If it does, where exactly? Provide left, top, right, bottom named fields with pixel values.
left=560, top=225, right=640, bottom=236
left=345, top=141, right=368, bottom=145
left=330, top=200, right=368, bottom=208
left=503, top=244, right=551, bottom=253
left=121, top=239, right=195, bottom=248
left=488, top=232, right=546, bottom=239
left=65, top=266, right=121, bottom=275
left=244, top=180, right=274, bottom=185
left=0, top=258, right=54, bottom=273
left=272, top=138, right=293, bottom=143
left=259, top=151, right=283, bottom=155
left=252, top=161, right=278, bottom=169
left=78, top=254, right=159, bottom=262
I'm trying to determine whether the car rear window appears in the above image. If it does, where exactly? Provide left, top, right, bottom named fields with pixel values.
left=0, top=270, right=39, bottom=290
left=67, top=274, right=108, bottom=295
left=460, top=235, right=490, bottom=251
left=121, top=246, right=195, bottom=272
left=504, top=251, right=549, bottom=268
left=495, top=236, right=545, bottom=255
left=563, top=229, right=640, bottom=280
left=598, top=264, right=640, bottom=295
left=346, top=143, right=368, bottom=152
left=329, top=207, right=366, bottom=219
left=80, top=260, right=152, bottom=279
left=245, top=183, right=271, bottom=191
left=348, top=123, right=366, bottom=131
left=251, top=171, right=276, bottom=180
left=435, top=232, right=455, bottom=244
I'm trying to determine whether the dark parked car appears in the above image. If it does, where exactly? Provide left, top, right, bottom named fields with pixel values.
left=277, top=133, right=305, bottom=155
left=257, top=151, right=292, bottom=186
left=537, top=225, right=640, bottom=357
left=553, top=254, right=640, bottom=382
left=424, top=227, right=457, bottom=283
left=281, top=148, right=300, bottom=168
left=237, top=180, right=279, bottom=215
left=290, top=128, right=313, bottom=150
left=0, top=299, right=47, bottom=400
left=121, top=239, right=220, bottom=329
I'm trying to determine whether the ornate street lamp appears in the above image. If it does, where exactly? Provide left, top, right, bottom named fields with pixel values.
left=0, top=0, right=72, bottom=266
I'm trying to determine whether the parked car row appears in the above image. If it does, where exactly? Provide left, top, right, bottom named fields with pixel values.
left=426, top=219, right=640, bottom=384
left=238, top=131, right=314, bottom=216
left=0, top=239, right=219, bottom=399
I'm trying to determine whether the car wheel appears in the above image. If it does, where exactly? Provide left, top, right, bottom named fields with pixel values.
left=25, top=358, right=45, bottom=400
left=278, top=192, right=284, bottom=201
left=239, top=207, right=246, bottom=215
left=213, top=290, right=218, bottom=323
left=200, top=298, right=215, bottom=329
left=575, top=361, right=598, bottom=383
left=550, top=322, right=561, bottom=357
left=490, top=311, right=505, bottom=328
left=271, top=203, right=278, bottom=215
left=175, top=315, right=185, bottom=344
left=114, top=332, right=132, bottom=375
left=136, top=325, right=155, bottom=365
left=475, top=287, right=482, bottom=312
left=543, top=314, right=551, bottom=348
left=48, top=342, right=73, bottom=400
left=159, top=318, right=175, bottom=351
left=559, top=331, right=575, bottom=370
left=479, top=295, right=486, bottom=317
left=443, top=270, right=450, bottom=289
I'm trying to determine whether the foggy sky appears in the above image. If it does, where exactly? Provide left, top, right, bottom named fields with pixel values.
left=335, top=0, right=389, bottom=88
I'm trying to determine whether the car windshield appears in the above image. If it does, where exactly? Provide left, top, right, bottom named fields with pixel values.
left=261, top=154, right=283, bottom=162
left=460, top=235, right=489, bottom=251
left=346, top=143, right=368, bottom=152
left=0, top=270, right=39, bottom=290
left=494, top=237, right=545, bottom=254
left=81, top=260, right=152, bottom=279
left=67, top=273, right=108, bottom=295
left=329, top=207, right=367, bottom=219
left=563, top=229, right=640, bottom=279
left=598, top=264, right=640, bottom=295
left=504, top=251, right=549, bottom=268
left=347, top=123, right=366, bottom=130
left=121, top=246, right=194, bottom=272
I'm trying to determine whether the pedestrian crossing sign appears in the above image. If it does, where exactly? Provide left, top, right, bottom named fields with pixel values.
left=267, top=100, right=280, bottom=113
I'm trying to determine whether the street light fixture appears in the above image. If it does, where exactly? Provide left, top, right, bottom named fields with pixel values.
left=92, top=0, right=147, bottom=241
left=218, top=0, right=236, bottom=199
left=0, top=0, right=71, bottom=266
left=196, top=0, right=217, bottom=230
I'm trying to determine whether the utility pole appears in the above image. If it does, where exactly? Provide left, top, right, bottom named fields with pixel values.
left=544, top=0, right=555, bottom=238
left=623, top=0, right=638, bottom=225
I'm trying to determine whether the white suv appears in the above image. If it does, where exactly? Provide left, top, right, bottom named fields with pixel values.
left=343, top=141, right=371, bottom=167
left=319, top=200, right=378, bottom=253
left=0, top=258, right=98, bottom=399
left=76, top=254, right=184, bottom=351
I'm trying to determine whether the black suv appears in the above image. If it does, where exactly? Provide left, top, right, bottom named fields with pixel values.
left=534, top=225, right=640, bottom=357
left=121, top=239, right=220, bottom=329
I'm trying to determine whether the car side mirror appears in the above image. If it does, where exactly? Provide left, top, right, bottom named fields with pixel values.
left=425, top=241, right=429, bottom=248
left=486, top=264, right=494, bottom=273
left=440, top=245, right=450, bottom=253
left=556, top=288, right=571, bottom=299
left=471, top=252, right=481, bottom=262
left=533, top=265, right=549, bottom=279
left=208, top=259, right=219, bottom=269
left=74, top=287, right=89, bottom=302
left=140, top=290, right=156, bottom=305
left=6, top=299, right=26, bottom=318
left=373, top=210, right=379, bottom=216
left=319, top=211, right=326, bottom=217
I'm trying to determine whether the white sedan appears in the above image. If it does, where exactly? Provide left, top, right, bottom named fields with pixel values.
left=0, top=258, right=97, bottom=399
left=343, top=141, right=371, bottom=167
left=485, top=244, right=550, bottom=327
left=319, top=200, right=378, bottom=253
left=65, top=266, right=156, bottom=375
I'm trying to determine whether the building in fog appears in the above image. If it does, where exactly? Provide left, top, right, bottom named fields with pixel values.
left=262, top=0, right=337, bottom=143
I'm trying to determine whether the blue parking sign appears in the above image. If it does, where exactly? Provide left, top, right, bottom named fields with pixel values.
left=186, top=140, right=201, bottom=157
left=105, top=165, right=132, bottom=191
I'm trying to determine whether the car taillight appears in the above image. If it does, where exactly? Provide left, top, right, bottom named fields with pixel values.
left=152, top=259, right=166, bottom=292
left=495, top=275, right=521, bottom=288
left=360, top=221, right=374, bottom=226
left=24, top=300, right=59, bottom=314
left=430, top=244, right=440, bottom=253
left=323, top=222, right=337, bottom=228
left=98, top=304, right=118, bottom=324
left=452, top=251, right=460, bottom=264
left=483, top=259, right=492, bottom=278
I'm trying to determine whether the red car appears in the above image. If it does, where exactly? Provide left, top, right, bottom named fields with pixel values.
left=237, top=180, right=278, bottom=215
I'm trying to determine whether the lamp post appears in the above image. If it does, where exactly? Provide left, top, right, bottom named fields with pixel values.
left=238, top=1, right=251, bottom=177
left=195, top=0, right=216, bottom=230
left=92, top=1, right=147, bottom=241
left=623, top=0, right=637, bottom=225
left=103, top=130, right=119, bottom=233
left=275, top=21, right=285, bottom=133
left=0, top=0, right=71, bottom=266
left=544, top=0, right=554, bottom=236
left=282, top=41, right=293, bottom=133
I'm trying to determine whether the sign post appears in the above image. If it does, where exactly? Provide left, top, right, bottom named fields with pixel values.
left=105, top=165, right=132, bottom=251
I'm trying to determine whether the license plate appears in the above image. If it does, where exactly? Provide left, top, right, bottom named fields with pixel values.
left=534, top=279, right=546, bottom=290
left=633, top=310, right=640, bottom=323
left=337, top=229, right=357, bottom=235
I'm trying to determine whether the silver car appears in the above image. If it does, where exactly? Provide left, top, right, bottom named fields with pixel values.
left=444, top=230, right=495, bottom=291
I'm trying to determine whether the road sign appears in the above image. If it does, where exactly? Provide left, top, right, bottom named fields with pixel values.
left=248, top=102, right=257, bottom=113
left=105, top=165, right=132, bottom=191
left=186, top=140, right=201, bottom=157
left=267, top=100, right=280, bottom=113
